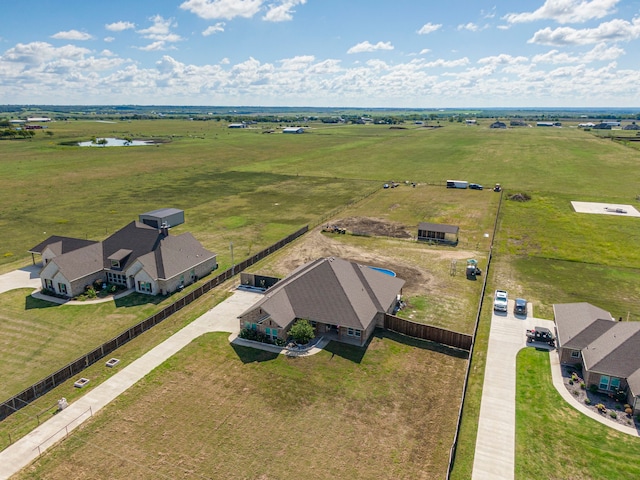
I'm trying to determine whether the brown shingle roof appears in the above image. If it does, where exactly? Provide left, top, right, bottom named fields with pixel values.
left=240, top=257, right=405, bottom=331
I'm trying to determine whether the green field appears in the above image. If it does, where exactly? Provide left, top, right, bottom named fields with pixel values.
left=13, top=332, right=468, bottom=480
left=3, top=118, right=640, bottom=478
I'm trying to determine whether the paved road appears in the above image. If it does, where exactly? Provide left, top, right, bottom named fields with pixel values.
left=472, top=301, right=555, bottom=480
left=0, top=289, right=261, bottom=480
left=0, top=265, right=41, bottom=295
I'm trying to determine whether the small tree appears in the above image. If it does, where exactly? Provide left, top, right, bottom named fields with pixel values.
left=289, top=319, right=314, bottom=345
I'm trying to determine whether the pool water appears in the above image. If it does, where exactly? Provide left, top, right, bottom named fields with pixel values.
left=368, top=266, right=396, bottom=277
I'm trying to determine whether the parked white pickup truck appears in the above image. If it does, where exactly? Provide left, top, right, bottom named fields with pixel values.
left=494, top=289, right=508, bottom=312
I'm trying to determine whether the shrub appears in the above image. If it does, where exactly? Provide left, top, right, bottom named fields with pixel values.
left=609, top=411, right=618, bottom=419
left=625, top=407, right=633, bottom=416
left=596, top=403, right=606, bottom=413
left=571, top=372, right=579, bottom=382
left=580, top=382, right=586, bottom=390
left=289, top=319, right=315, bottom=345
left=568, top=379, right=574, bottom=385
left=584, top=398, right=591, bottom=405
left=589, top=384, right=598, bottom=394
left=94, top=279, right=104, bottom=290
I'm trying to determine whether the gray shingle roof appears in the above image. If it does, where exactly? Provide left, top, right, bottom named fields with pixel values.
left=44, top=221, right=215, bottom=283
left=582, top=323, right=640, bottom=377
left=553, top=302, right=614, bottom=348
left=28, top=236, right=98, bottom=255
left=51, top=242, right=104, bottom=281
left=418, top=222, right=459, bottom=234
left=240, top=257, right=405, bottom=330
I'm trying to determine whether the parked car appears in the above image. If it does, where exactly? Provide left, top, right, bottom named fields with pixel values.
left=469, top=183, right=483, bottom=190
left=514, top=298, right=527, bottom=316
left=494, top=289, right=508, bottom=312
left=526, top=326, right=555, bottom=346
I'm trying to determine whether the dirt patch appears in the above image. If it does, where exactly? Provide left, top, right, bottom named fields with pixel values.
left=336, top=216, right=413, bottom=239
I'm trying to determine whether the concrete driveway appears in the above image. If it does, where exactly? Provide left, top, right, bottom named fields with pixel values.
left=0, top=265, right=41, bottom=295
left=472, top=300, right=555, bottom=480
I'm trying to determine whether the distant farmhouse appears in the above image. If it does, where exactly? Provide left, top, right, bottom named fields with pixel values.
left=282, top=127, right=304, bottom=134
left=555, top=302, right=640, bottom=413
left=490, top=121, right=507, bottom=129
left=537, top=121, right=562, bottom=127
left=238, top=257, right=405, bottom=346
left=510, top=119, right=527, bottom=127
left=29, top=210, right=216, bottom=298
left=228, top=123, right=247, bottom=128
left=623, top=122, right=640, bottom=131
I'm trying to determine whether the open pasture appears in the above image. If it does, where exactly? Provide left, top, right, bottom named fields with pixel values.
left=14, top=332, right=468, bottom=480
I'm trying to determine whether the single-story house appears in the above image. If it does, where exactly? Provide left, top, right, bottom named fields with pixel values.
left=417, top=222, right=459, bottom=245
left=623, top=122, right=640, bottom=131
left=283, top=127, right=304, bottom=134
left=228, top=123, right=247, bottom=128
left=238, top=257, right=405, bottom=346
left=554, top=302, right=640, bottom=412
left=490, top=121, right=507, bottom=129
left=29, top=221, right=217, bottom=298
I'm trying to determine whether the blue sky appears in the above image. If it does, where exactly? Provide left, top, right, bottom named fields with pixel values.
left=1, top=0, right=639, bottom=107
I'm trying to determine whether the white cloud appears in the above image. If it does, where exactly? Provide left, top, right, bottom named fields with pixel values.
left=419, top=48, right=431, bottom=55
left=457, top=23, right=479, bottom=32
left=347, top=41, right=394, bottom=54
left=263, top=0, right=306, bottom=22
left=203, top=23, right=226, bottom=36
left=220, top=57, right=230, bottom=64
left=423, top=57, right=470, bottom=68
left=104, top=36, right=115, bottom=43
left=505, top=0, right=619, bottom=24
left=51, top=30, right=93, bottom=41
left=180, top=0, right=263, bottom=20
left=417, top=23, right=441, bottom=35
left=477, top=54, right=528, bottom=66
left=105, top=21, right=135, bottom=32
left=532, top=43, right=624, bottom=63
left=137, top=41, right=167, bottom=51
left=101, top=49, right=116, bottom=57
left=529, top=17, right=640, bottom=45
left=279, top=55, right=314, bottom=70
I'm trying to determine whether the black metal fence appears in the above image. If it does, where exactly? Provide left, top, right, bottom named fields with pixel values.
left=0, top=225, right=309, bottom=422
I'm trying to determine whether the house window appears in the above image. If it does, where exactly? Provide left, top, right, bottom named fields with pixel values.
left=58, top=283, right=67, bottom=295
left=570, top=350, right=580, bottom=359
left=244, top=322, right=251, bottom=329
left=107, top=272, right=126, bottom=285
left=137, top=281, right=152, bottom=293
left=347, top=328, right=361, bottom=337
left=599, top=375, right=610, bottom=390
left=111, top=259, right=120, bottom=269
left=610, top=377, right=620, bottom=390
left=251, top=323, right=257, bottom=330
left=45, top=279, right=53, bottom=290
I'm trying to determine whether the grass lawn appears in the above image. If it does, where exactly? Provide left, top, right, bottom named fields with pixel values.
left=16, top=331, right=468, bottom=480
left=0, top=289, right=174, bottom=399
left=0, top=284, right=233, bottom=452
left=515, top=348, right=640, bottom=479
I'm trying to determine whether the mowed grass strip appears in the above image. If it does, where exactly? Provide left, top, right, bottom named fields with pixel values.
left=515, top=348, right=640, bottom=480
left=16, top=331, right=467, bottom=480
left=0, top=289, right=167, bottom=399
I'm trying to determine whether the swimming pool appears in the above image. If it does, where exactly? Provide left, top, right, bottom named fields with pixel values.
left=368, top=266, right=397, bottom=277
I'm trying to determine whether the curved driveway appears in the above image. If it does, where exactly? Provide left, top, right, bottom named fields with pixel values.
left=0, top=265, right=41, bottom=294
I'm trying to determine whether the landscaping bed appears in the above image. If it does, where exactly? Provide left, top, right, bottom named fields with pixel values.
left=561, top=364, right=640, bottom=430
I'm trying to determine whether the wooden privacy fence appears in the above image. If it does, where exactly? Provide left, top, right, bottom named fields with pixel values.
left=383, top=314, right=472, bottom=351
left=0, top=225, right=308, bottom=422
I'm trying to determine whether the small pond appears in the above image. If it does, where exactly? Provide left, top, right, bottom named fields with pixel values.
left=78, top=137, right=154, bottom=147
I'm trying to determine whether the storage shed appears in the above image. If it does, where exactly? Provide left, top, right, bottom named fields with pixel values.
left=139, top=208, right=184, bottom=229
left=418, top=222, right=459, bottom=245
